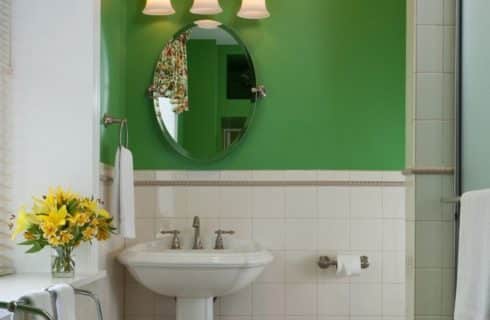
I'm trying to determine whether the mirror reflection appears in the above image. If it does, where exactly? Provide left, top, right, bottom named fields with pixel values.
left=149, top=23, right=257, bottom=161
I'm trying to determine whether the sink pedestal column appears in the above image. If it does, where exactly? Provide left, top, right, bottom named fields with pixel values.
left=176, top=298, right=213, bottom=320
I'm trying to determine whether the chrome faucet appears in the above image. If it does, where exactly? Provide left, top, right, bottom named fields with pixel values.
left=192, top=216, right=203, bottom=249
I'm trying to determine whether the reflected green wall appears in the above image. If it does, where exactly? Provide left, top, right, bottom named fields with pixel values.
left=101, top=0, right=406, bottom=170
left=184, top=40, right=219, bottom=157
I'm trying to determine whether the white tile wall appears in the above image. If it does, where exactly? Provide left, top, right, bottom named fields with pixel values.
left=410, top=0, right=457, bottom=318
left=123, top=170, right=407, bottom=320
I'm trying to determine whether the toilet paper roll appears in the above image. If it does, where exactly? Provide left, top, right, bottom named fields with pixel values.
left=336, top=255, right=361, bottom=277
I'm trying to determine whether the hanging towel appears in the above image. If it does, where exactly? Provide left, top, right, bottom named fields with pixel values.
left=12, top=290, right=54, bottom=320
left=111, top=146, right=136, bottom=238
left=454, top=189, right=490, bottom=320
left=47, top=284, right=76, bottom=320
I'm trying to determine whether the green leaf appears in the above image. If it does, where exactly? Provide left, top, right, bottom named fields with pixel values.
left=67, top=199, right=78, bottom=213
left=25, top=243, right=43, bottom=254
left=18, top=240, right=36, bottom=246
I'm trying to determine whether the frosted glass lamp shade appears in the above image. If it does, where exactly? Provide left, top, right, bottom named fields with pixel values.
left=195, top=20, right=222, bottom=29
left=237, top=0, right=270, bottom=19
left=143, top=0, right=175, bottom=15
left=190, top=0, right=223, bottom=15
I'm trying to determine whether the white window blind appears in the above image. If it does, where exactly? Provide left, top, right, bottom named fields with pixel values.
left=0, top=0, right=14, bottom=275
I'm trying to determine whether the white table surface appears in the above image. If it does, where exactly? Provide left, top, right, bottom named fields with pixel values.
left=0, top=271, right=106, bottom=318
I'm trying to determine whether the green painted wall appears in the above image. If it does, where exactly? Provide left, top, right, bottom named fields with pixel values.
left=101, top=0, right=406, bottom=170
left=101, top=0, right=127, bottom=165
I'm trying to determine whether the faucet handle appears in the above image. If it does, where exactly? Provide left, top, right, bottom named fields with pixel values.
left=215, top=229, right=235, bottom=236
left=214, top=229, right=235, bottom=250
left=160, top=229, right=181, bottom=249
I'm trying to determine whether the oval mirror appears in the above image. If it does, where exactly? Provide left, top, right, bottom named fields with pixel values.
left=149, top=22, right=261, bottom=161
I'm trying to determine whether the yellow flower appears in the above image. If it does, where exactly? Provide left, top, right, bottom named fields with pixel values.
left=32, top=195, right=56, bottom=214
left=82, top=227, right=96, bottom=240
left=24, top=231, right=36, bottom=241
left=96, top=208, right=110, bottom=219
left=42, top=205, right=68, bottom=227
left=96, top=228, right=110, bottom=241
left=59, top=231, right=74, bottom=244
left=69, top=212, right=90, bottom=226
left=51, top=187, right=77, bottom=205
left=40, top=221, right=57, bottom=238
left=48, top=235, right=63, bottom=246
left=80, top=199, right=98, bottom=212
left=11, top=208, right=35, bottom=240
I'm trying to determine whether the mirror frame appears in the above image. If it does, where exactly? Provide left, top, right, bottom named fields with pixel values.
left=151, top=22, right=259, bottom=162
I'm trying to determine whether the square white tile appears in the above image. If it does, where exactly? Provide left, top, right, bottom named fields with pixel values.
left=416, top=26, right=444, bottom=72
left=220, top=287, right=252, bottom=316
left=285, top=187, right=317, bottom=219
left=382, top=187, right=405, bottom=219
left=252, top=284, right=285, bottom=316
left=220, top=218, right=252, bottom=241
left=286, top=284, right=317, bottom=315
left=257, top=250, right=285, bottom=283
left=317, top=284, right=349, bottom=316
left=186, top=187, right=221, bottom=218
left=443, top=26, right=455, bottom=72
left=416, top=0, right=444, bottom=25
left=415, top=221, right=443, bottom=268
left=221, top=187, right=252, bottom=218
left=318, top=187, right=350, bottom=219
left=134, top=187, right=157, bottom=218
left=252, top=187, right=285, bottom=219
left=416, top=73, right=444, bottom=119
left=253, top=219, right=285, bottom=250
left=285, top=219, right=317, bottom=250
left=382, top=284, right=406, bottom=316
left=350, top=284, right=382, bottom=316
left=285, top=251, right=318, bottom=283
left=317, top=220, right=350, bottom=251
left=350, top=220, right=382, bottom=251
left=415, top=120, right=443, bottom=167
left=382, top=252, right=406, bottom=283
left=382, top=219, right=405, bottom=251
left=350, top=187, right=382, bottom=219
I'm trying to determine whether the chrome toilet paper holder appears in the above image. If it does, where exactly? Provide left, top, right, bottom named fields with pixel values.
left=318, top=255, right=370, bottom=270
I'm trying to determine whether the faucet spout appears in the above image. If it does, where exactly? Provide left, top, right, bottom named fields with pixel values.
left=192, top=216, right=203, bottom=249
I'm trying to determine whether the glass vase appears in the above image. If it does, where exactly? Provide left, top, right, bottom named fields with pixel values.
left=51, top=247, right=75, bottom=278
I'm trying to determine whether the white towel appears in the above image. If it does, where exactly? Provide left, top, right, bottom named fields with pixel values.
left=47, top=284, right=76, bottom=320
left=12, top=290, right=54, bottom=320
left=454, top=189, right=490, bottom=320
left=111, top=146, right=136, bottom=238
left=336, top=255, right=361, bottom=277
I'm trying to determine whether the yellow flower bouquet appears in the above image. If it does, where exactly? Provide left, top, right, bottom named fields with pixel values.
left=10, top=187, right=115, bottom=277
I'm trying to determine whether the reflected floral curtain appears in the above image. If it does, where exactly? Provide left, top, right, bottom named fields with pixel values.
left=149, top=31, right=190, bottom=114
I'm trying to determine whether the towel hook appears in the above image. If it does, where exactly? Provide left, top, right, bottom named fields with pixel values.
left=102, top=114, right=129, bottom=148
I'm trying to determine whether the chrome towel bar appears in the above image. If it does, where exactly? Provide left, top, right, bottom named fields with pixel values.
left=0, top=301, right=54, bottom=320
left=318, top=255, right=370, bottom=270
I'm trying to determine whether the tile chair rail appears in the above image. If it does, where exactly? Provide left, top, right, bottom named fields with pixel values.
left=99, top=174, right=406, bottom=187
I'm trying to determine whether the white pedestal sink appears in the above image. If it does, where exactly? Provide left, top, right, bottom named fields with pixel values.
left=118, top=238, right=273, bottom=320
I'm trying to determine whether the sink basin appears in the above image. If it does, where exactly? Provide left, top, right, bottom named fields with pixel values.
left=118, top=238, right=273, bottom=320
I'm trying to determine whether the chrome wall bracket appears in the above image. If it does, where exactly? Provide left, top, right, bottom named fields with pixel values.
left=252, top=85, right=267, bottom=100
left=102, top=113, right=126, bottom=128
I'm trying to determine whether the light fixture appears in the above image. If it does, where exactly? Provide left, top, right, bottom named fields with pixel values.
left=190, top=0, right=223, bottom=15
left=143, top=0, right=175, bottom=16
left=237, top=0, right=270, bottom=19
left=194, top=19, right=222, bottom=29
